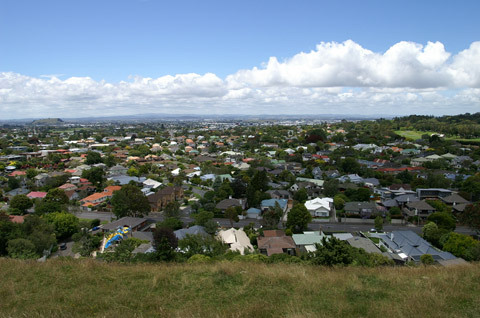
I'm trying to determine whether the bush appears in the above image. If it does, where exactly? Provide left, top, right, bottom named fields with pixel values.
left=187, top=254, right=212, bottom=264
left=421, top=254, right=435, bottom=265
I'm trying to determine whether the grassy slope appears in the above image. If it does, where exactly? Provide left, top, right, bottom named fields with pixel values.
left=0, top=259, right=479, bottom=318
left=395, top=130, right=480, bottom=143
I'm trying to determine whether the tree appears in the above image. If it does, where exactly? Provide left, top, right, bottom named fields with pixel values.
left=323, top=179, right=339, bottom=197
left=7, top=177, right=20, bottom=190
left=81, top=167, right=105, bottom=187
left=7, top=238, right=37, bottom=259
left=26, top=168, right=38, bottom=179
left=85, top=151, right=103, bottom=165
left=442, top=232, right=480, bottom=261
left=157, top=217, right=183, bottom=231
left=164, top=201, right=180, bottom=218
left=44, top=189, right=69, bottom=205
left=293, top=188, right=308, bottom=203
left=35, top=200, right=64, bottom=215
left=178, top=234, right=227, bottom=258
left=374, top=216, right=383, bottom=232
left=309, top=237, right=354, bottom=266
left=420, top=254, right=435, bottom=265
left=225, top=206, right=239, bottom=227
left=427, top=212, right=456, bottom=231
left=72, top=232, right=102, bottom=257
left=44, top=212, right=79, bottom=240
left=9, top=194, right=33, bottom=214
left=203, top=219, right=218, bottom=235
left=263, top=202, right=283, bottom=229
left=152, top=227, right=178, bottom=261
left=340, top=157, right=360, bottom=174
left=458, top=203, right=480, bottom=234
left=286, top=204, right=312, bottom=233
left=111, top=184, right=151, bottom=218
left=193, top=210, right=214, bottom=226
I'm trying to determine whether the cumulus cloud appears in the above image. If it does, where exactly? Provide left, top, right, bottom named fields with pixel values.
left=0, top=40, right=479, bottom=118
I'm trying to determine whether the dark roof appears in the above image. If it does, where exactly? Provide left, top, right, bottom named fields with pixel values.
left=103, top=217, right=147, bottom=231
left=344, top=201, right=377, bottom=213
left=215, top=198, right=245, bottom=210
left=406, top=200, right=435, bottom=211
left=347, top=237, right=382, bottom=254
left=379, top=231, right=456, bottom=262
left=257, top=230, right=296, bottom=256
left=441, top=193, right=469, bottom=205
left=174, top=225, right=208, bottom=240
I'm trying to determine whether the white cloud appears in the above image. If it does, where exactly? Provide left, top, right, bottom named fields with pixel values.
left=0, top=40, right=479, bottom=119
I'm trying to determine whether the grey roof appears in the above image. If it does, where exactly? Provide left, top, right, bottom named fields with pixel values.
left=108, top=175, right=146, bottom=185
left=406, top=200, right=435, bottom=211
left=394, top=194, right=419, bottom=204
left=332, top=233, right=354, bottom=240
left=132, top=243, right=155, bottom=254
left=132, top=231, right=154, bottom=242
left=292, top=231, right=326, bottom=246
left=382, top=199, right=398, bottom=208
left=347, top=237, right=382, bottom=254
left=174, top=225, right=208, bottom=240
left=378, top=231, right=456, bottom=262
left=103, top=217, right=148, bottom=231
left=441, top=193, right=469, bottom=205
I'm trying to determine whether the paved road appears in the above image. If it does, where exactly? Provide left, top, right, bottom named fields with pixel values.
left=75, top=210, right=478, bottom=236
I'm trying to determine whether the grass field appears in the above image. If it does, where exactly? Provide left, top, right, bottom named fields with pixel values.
left=395, top=130, right=480, bottom=144
left=0, top=259, right=479, bottom=317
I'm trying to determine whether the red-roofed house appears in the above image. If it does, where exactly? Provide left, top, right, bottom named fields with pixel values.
left=8, top=171, right=26, bottom=177
left=80, top=186, right=121, bottom=210
left=9, top=215, right=25, bottom=224
left=27, top=191, right=48, bottom=199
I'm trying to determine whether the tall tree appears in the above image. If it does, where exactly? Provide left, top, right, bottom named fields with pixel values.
left=111, top=184, right=150, bottom=218
left=286, top=203, right=312, bottom=233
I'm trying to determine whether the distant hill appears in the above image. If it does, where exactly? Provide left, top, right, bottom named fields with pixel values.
left=0, top=258, right=477, bottom=317
left=31, top=118, right=64, bottom=125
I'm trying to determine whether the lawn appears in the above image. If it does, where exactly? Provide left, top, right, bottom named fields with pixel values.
left=0, top=259, right=479, bottom=317
left=395, top=130, right=480, bottom=143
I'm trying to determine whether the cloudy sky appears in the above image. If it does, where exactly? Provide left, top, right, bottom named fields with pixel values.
left=1, top=0, right=479, bottom=119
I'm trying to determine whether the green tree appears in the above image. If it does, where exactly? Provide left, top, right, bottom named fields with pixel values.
left=374, top=216, right=383, bottom=232
left=26, top=168, right=38, bottom=179
left=81, top=167, right=105, bottom=187
left=72, top=232, right=102, bottom=257
left=178, top=234, right=227, bottom=258
left=420, top=254, right=435, bottom=265
left=427, top=212, right=456, bottom=231
left=225, top=206, right=239, bottom=228
left=164, top=201, right=180, bottom=218
left=293, top=188, right=308, bottom=203
left=9, top=194, right=33, bottom=214
left=44, top=188, right=69, bottom=205
left=323, top=179, right=339, bottom=197
left=286, top=203, right=312, bottom=233
left=203, top=219, right=218, bottom=235
left=458, top=203, right=480, bottom=234
left=442, top=232, right=480, bottom=261
left=193, top=210, right=214, bottom=226
left=7, top=238, right=38, bottom=259
left=111, top=184, right=151, bottom=218
left=157, top=217, right=183, bottom=231
left=85, top=151, right=103, bottom=165
left=7, top=177, right=20, bottom=190
left=152, top=227, right=178, bottom=261
left=44, top=212, right=79, bottom=240
left=263, top=202, right=283, bottom=229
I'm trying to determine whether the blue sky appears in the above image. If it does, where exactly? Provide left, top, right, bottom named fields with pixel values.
left=0, top=0, right=479, bottom=118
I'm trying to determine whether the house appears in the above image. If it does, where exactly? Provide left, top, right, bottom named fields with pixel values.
left=142, top=178, right=162, bottom=189
left=148, top=186, right=184, bottom=211
left=338, top=174, right=364, bottom=184
left=416, top=188, right=452, bottom=200
left=344, top=202, right=378, bottom=218
left=266, top=190, right=292, bottom=200
left=260, top=199, right=288, bottom=212
left=257, top=230, right=296, bottom=256
left=174, top=225, right=208, bottom=240
left=218, top=228, right=254, bottom=255
left=346, top=237, right=383, bottom=254
left=292, top=231, right=326, bottom=252
left=108, top=165, right=128, bottom=176
left=80, top=186, right=121, bottom=210
left=378, top=231, right=457, bottom=263
left=404, top=200, right=436, bottom=218
left=27, top=191, right=48, bottom=199
left=108, top=175, right=146, bottom=186
left=102, top=217, right=148, bottom=233
left=304, top=197, right=333, bottom=217
left=215, top=198, right=246, bottom=212
left=440, top=193, right=469, bottom=206
left=246, top=208, right=262, bottom=219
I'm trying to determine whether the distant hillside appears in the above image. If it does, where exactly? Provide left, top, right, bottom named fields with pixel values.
left=0, top=259, right=478, bottom=317
left=31, top=118, right=64, bottom=125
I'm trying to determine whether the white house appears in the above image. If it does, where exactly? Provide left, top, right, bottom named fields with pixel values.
left=218, top=228, right=254, bottom=255
left=305, top=197, right=333, bottom=217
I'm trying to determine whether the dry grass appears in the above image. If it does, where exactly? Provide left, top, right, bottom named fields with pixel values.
left=0, top=259, right=479, bottom=317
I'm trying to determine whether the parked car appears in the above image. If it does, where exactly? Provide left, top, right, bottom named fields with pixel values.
left=59, top=243, right=67, bottom=250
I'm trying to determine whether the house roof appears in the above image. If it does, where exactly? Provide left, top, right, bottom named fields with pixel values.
left=257, top=230, right=296, bottom=256
left=292, top=231, right=325, bottom=245
left=103, top=217, right=148, bottom=231
left=406, top=200, right=435, bottom=211
left=215, top=198, right=245, bottom=210
left=218, top=228, right=254, bottom=255
left=441, top=193, right=469, bottom=205
left=379, top=231, right=456, bottom=262
left=347, top=237, right=382, bottom=254
left=174, top=225, right=208, bottom=240
left=27, top=191, right=48, bottom=199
